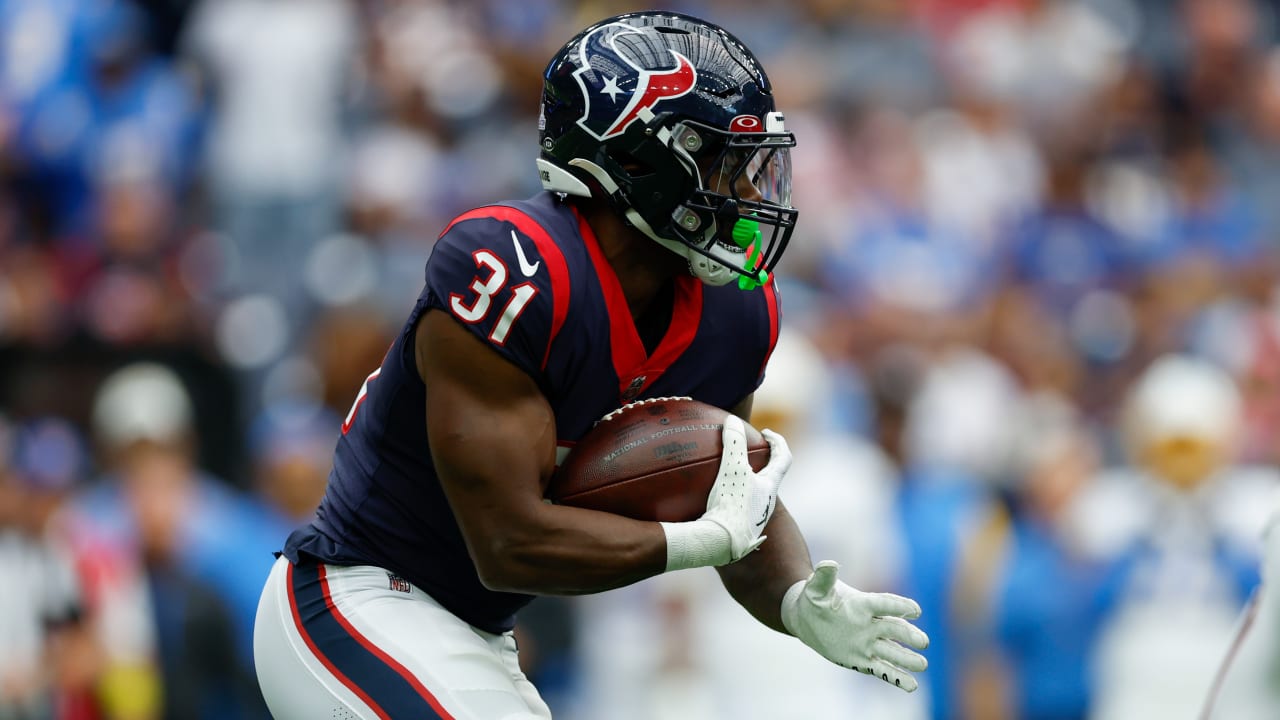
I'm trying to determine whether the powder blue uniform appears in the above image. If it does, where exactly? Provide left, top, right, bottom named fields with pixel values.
left=283, top=192, right=781, bottom=635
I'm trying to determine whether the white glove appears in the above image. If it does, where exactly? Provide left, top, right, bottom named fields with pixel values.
left=702, top=415, right=790, bottom=559
left=782, top=560, right=929, bottom=692
left=661, top=416, right=791, bottom=570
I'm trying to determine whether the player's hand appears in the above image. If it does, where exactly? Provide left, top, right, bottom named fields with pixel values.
left=700, top=415, right=791, bottom=561
left=782, top=560, right=929, bottom=692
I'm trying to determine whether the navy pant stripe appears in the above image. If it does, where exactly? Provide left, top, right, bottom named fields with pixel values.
left=289, top=561, right=452, bottom=719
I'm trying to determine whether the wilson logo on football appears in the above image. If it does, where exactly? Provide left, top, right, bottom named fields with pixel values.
left=571, top=22, right=698, bottom=140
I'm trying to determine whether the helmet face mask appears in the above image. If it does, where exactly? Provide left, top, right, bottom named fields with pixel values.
left=673, top=118, right=797, bottom=286
left=537, top=12, right=799, bottom=287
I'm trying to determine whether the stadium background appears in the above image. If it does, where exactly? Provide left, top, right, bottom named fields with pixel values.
left=2, top=0, right=1279, bottom=718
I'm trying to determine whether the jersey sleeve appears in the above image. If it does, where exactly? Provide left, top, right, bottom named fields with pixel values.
left=419, top=209, right=565, bottom=383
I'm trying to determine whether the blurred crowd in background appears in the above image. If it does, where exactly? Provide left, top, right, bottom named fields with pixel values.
left=3, top=0, right=1280, bottom=718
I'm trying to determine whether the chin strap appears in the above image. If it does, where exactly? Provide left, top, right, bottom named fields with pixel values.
left=620, top=207, right=736, bottom=286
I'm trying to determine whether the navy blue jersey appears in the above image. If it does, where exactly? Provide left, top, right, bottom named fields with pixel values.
left=284, top=193, right=780, bottom=633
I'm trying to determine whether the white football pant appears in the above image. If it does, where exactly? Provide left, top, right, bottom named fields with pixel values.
left=254, top=556, right=552, bottom=719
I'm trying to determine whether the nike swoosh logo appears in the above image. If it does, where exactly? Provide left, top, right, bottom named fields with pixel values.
left=511, top=230, right=541, bottom=277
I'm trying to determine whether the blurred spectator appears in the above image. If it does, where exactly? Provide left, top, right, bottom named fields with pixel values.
left=984, top=394, right=1127, bottom=720
left=1140, top=120, right=1265, bottom=282
left=1223, top=45, right=1280, bottom=242
left=25, top=424, right=165, bottom=720
left=0, top=412, right=161, bottom=720
left=0, top=416, right=88, bottom=719
left=1173, top=0, right=1265, bottom=125
left=181, top=0, right=358, bottom=335
left=893, top=347, right=1021, bottom=720
left=820, top=108, right=998, bottom=356
left=246, top=400, right=338, bottom=526
left=14, top=0, right=199, bottom=240
left=304, top=303, right=398, bottom=416
left=941, top=0, right=1131, bottom=134
left=1004, top=138, right=1132, bottom=329
left=991, top=134, right=1134, bottom=403
left=339, top=0, right=528, bottom=324
left=914, top=100, right=1043, bottom=254
left=75, top=363, right=275, bottom=719
left=1225, top=287, right=1280, bottom=466
left=341, top=121, right=447, bottom=319
left=0, top=0, right=201, bottom=349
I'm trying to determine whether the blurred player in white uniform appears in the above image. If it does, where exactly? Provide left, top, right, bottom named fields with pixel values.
left=1084, top=354, right=1279, bottom=720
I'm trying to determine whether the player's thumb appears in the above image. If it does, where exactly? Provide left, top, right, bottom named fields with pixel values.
left=721, top=415, right=748, bottom=461
left=805, top=560, right=840, bottom=598
left=760, top=429, right=793, bottom=478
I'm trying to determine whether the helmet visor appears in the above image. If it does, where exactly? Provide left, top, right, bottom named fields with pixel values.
left=677, top=123, right=798, bottom=283
left=745, top=146, right=793, bottom=208
left=707, top=144, right=792, bottom=208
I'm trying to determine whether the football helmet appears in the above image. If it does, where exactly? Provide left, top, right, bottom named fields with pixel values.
left=537, top=11, right=798, bottom=288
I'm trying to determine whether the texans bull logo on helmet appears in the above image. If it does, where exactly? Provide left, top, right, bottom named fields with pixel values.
left=571, top=22, right=698, bottom=140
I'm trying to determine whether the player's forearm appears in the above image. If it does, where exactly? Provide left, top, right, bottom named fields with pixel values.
left=469, top=503, right=668, bottom=595
left=715, top=501, right=813, bottom=633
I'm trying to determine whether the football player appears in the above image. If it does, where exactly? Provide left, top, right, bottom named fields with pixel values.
left=253, top=12, right=929, bottom=719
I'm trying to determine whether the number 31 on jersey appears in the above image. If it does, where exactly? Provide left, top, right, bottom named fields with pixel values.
left=448, top=245, right=539, bottom=346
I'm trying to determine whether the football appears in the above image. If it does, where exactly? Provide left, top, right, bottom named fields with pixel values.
left=545, top=397, right=770, bottom=522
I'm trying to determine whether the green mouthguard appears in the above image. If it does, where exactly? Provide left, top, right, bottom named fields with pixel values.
left=731, top=218, right=769, bottom=290
left=731, top=218, right=759, bottom=249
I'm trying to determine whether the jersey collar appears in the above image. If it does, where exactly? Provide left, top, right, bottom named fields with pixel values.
left=575, top=209, right=703, bottom=401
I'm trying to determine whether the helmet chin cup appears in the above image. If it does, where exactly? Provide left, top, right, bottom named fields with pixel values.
left=690, top=242, right=744, bottom=286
